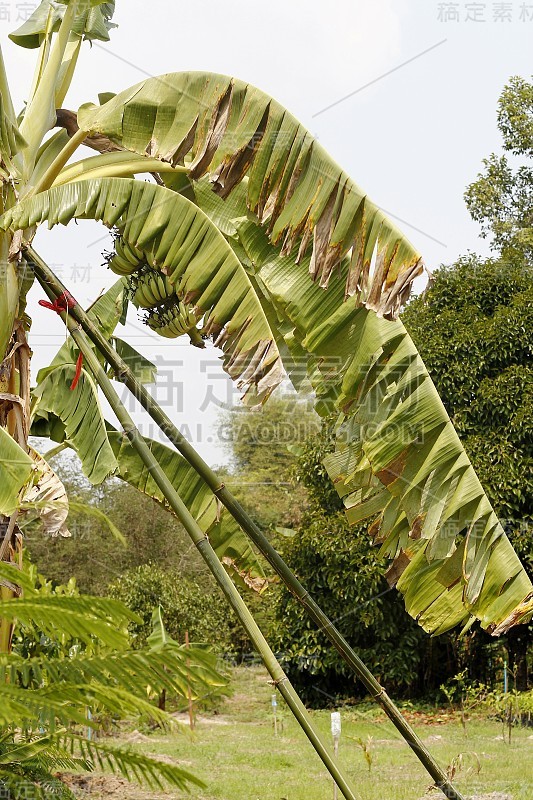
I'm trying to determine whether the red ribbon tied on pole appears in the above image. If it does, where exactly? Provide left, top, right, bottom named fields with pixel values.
left=38, top=290, right=77, bottom=314
left=38, top=291, right=83, bottom=390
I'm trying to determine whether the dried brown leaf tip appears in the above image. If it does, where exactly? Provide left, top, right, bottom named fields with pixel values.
left=221, top=556, right=269, bottom=594
left=385, top=550, right=412, bottom=587
left=147, top=78, right=426, bottom=319
left=489, top=591, right=533, bottom=636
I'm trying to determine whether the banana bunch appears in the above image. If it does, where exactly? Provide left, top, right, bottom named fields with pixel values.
left=103, top=234, right=204, bottom=348
left=131, top=268, right=175, bottom=309
left=147, top=301, right=205, bottom=348
left=105, top=236, right=144, bottom=276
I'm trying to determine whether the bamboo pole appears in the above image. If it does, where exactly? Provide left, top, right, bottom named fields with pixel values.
left=32, top=266, right=358, bottom=800
left=185, top=630, right=194, bottom=731
left=28, top=247, right=465, bottom=800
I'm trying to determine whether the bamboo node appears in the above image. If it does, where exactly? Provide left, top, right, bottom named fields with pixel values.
left=268, top=676, right=288, bottom=687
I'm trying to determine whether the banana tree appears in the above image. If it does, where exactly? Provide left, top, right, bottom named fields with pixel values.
left=0, top=3, right=532, bottom=799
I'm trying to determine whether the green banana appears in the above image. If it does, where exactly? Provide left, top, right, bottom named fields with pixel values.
left=146, top=299, right=204, bottom=347
left=105, top=236, right=144, bottom=276
left=132, top=280, right=151, bottom=308
left=120, top=239, right=144, bottom=265
left=132, top=269, right=176, bottom=308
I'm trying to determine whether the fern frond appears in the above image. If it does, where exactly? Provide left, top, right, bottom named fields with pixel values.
left=59, top=734, right=205, bottom=792
left=0, top=592, right=139, bottom=650
left=0, top=769, right=77, bottom=800
left=1, top=643, right=227, bottom=699
left=0, top=683, right=169, bottom=730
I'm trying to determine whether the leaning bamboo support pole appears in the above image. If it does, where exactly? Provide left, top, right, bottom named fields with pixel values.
left=32, top=264, right=358, bottom=800
left=28, top=247, right=465, bottom=800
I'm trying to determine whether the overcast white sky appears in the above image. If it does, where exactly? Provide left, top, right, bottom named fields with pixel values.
left=2, top=0, right=531, bottom=465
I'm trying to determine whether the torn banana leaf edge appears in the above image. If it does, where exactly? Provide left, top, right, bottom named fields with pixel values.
left=77, top=71, right=426, bottom=320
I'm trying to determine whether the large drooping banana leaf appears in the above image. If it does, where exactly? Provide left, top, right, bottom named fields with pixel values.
left=12, top=71, right=531, bottom=632
left=111, top=336, right=157, bottom=385
left=25, top=281, right=266, bottom=589
left=76, top=72, right=425, bottom=319
left=236, top=221, right=533, bottom=635
left=106, top=431, right=267, bottom=592
left=2, top=177, right=283, bottom=404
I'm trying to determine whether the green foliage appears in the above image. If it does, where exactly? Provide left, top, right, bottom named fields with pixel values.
left=216, top=395, right=320, bottom=658
left=220, top=393, right=319, bottom=474
left=0, top=563, right=228, bottom=798
left=108, top=563, right=235, bottom=653
left=25, top=463, right=208, bottom=595
left=9, top=562, right=82, bottom=663
left=293, top=420, right=344, bottom=516
left=465, top=75, right=533, bottom=261
left=353, top=736, right=374, bottom=773
left=9, top=1, right=117, bottom=49
left=440, top=669, right=533, bottom=743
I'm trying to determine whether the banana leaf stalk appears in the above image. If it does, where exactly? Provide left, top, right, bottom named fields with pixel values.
left=28, top=246, right=466, bottom=800
left=32, top=258, right=358, bottom=800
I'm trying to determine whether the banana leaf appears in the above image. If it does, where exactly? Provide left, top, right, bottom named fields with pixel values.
left=2, top=178, right=283, bottom=405
left=235, top=220, right=533, bottom=634
left=77, top=71, right=425, bottom=319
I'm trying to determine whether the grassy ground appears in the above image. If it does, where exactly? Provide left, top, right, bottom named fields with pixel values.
left=91, top=666, right=532, bottom=800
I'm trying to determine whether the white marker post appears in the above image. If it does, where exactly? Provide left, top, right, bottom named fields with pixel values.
left=272, top=693, right=278, bottom=737
left=331, top=712, right=341, bottom=800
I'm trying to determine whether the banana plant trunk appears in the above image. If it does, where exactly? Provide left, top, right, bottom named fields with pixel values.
left=0, top=230, right=29, bottom=653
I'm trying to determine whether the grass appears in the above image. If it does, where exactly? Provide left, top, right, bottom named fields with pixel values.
left=101, top=667, right=532, bottom=800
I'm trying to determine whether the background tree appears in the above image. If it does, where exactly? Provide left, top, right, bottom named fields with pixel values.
left=270, top=422, right=428, bottom=706
left=465, top=75, right=533, bottom=263
left=217, top=393, right=319, bottom=536
left=108, top=563, right=235, bottom=711
left=400, top=73, right=533, bottom=690
left=108, top=563, right=234, bottom=653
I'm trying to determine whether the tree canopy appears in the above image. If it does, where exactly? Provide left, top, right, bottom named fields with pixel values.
left=465, top=75, right=533, bottom=263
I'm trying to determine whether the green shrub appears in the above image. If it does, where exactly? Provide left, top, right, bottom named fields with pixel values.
left=108, top=563, right=235, bottom=653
